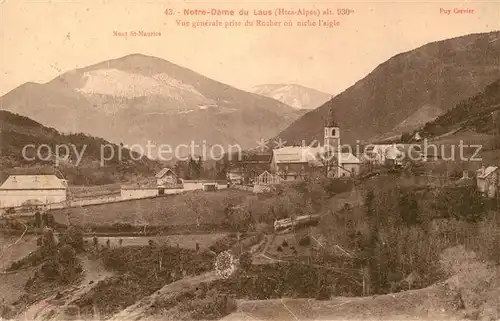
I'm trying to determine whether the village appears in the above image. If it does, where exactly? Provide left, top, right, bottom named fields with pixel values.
left=1, top=15, right=500, bottom=318
left=2, top=103, right=500, bottom=320
left=1, top=106, right=498, bottom=216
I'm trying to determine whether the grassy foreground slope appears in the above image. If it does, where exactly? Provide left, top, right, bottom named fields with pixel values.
left=51, top=189, right=251, bottom=228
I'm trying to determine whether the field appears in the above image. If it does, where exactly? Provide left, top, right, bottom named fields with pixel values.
left=51, top=189, right=251, bottom=228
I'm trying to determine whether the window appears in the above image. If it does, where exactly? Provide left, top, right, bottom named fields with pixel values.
left=331, top=129, right=336, bottom=136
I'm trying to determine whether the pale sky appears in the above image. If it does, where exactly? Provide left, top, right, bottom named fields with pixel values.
left=1, top=0, right=499, bottom=96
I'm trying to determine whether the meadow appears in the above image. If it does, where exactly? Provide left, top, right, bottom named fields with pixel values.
left=51, top=189, right=251, bottom=229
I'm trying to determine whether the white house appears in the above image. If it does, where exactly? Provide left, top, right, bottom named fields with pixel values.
left=227, top=169, right=244, bottom=184
left=155, top=168, right=179, bottom=186
left=476, top=166, right=499, bottom=198
left=0, top=175, right=67, bottom=208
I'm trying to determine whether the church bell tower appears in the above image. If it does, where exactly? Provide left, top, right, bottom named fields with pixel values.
left=324, top=106, right=341, bottom=177
left=324, top=106, right=340, bottom=150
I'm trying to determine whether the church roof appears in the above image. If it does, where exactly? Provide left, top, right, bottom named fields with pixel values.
left=272, top=146, right=360, bottom=164
left=325, top=106, right=338, bottom=127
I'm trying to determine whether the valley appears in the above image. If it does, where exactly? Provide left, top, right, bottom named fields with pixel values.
left=2, top=8, right=500, bottom=321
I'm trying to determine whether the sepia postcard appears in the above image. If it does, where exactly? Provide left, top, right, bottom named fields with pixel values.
left=1, top=0, right=500, bottom=320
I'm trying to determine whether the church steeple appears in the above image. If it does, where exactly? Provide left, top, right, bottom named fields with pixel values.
left=325, top=106, right=338, bottom=127
left=324, top=106, right=340, bottom=149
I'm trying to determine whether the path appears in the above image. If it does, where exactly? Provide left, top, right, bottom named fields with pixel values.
left=16, top=255, right=114, bottom=321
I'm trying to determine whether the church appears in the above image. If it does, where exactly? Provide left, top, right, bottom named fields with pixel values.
left=270, top=107, right=360, bottom=181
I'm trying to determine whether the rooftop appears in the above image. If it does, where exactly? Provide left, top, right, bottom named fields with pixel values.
left=477, top=166, right=498, bottom=179
left=272, top=146, right=360, bottom=164
left=0, top=175, right=67, bottom=190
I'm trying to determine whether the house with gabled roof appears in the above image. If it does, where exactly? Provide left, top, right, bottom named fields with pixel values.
left=155, top=167, right=179, bottom=186
left=476, top=165, right=499, bottom=198
left=0, top=174, right=67, bottom=208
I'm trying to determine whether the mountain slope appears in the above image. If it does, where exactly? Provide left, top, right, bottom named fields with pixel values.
left=394, top=104, right=446, bottom=133
left=0, top=110, right=159, bottom=185
left=0, top=54, right=299, bottom=157
left=421, top=79, right=500, bottom=138
left=251, top=84, right=332, bottom=110
left=273, top=31, right=500, bottom=145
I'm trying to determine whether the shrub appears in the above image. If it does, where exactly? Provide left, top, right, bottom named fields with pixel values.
left=40, top=260, right=61, bottom=281
left=433, top=186, right=486, bottom=223
left=298, top=236, right=311, bottom=247
left=277, top=246, right=283, bottom=252
left=183, top=294, right=237, bottom=320
left=59, top=226, right=85, bottom=252
left=282, top=240, right=289, bottom=247
left=239, top=252, right=252, bottom=273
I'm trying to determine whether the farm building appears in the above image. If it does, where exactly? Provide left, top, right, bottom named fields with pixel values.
left=227, top=153, right=272, bottom=184
left=476, top=166, right=499, bottom=198
left=155, top=168, right=179, bottom=186
left=0, top=175, right=67, bottom=208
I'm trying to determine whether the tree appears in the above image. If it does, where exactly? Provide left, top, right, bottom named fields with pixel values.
left=315, top=150, right=336, bottom=177
left=59, top=226, right=85, bottom=252
left=197, top=156, right=204, bottom=179
left=40, top=228, right=57, bottom=256
left=398, top=189, right=420, bottom=226
left=188, top=157, right=201, bottom=179
left=34, top=212, right=42, bottom=230
left=239, top=252, right=252, bottom=273
left=400, top=132, right=412, bottom=143
left=493, top=110, right=500, bottom=149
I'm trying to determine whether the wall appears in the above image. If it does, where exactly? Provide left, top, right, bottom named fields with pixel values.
left=183, top=180, right=227, bottom=191
left=163, top=188, right=184, bottom=195
left=121, top=188, right=158, bottom=200
left=0, top=189, right=67, bottom=208
left=70, top=195, right=122, bottom=207
left=183, top=181, right=204, bottom=191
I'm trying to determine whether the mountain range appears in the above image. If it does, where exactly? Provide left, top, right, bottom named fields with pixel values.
left=273, top=31, right=500, bottom=146
left=0, top=54, right=301, bottom=158
left=251, top=84, right=332, bottom=110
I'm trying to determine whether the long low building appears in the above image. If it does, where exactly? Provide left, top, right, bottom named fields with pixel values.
left=0, top=174, right=67, bottom=208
